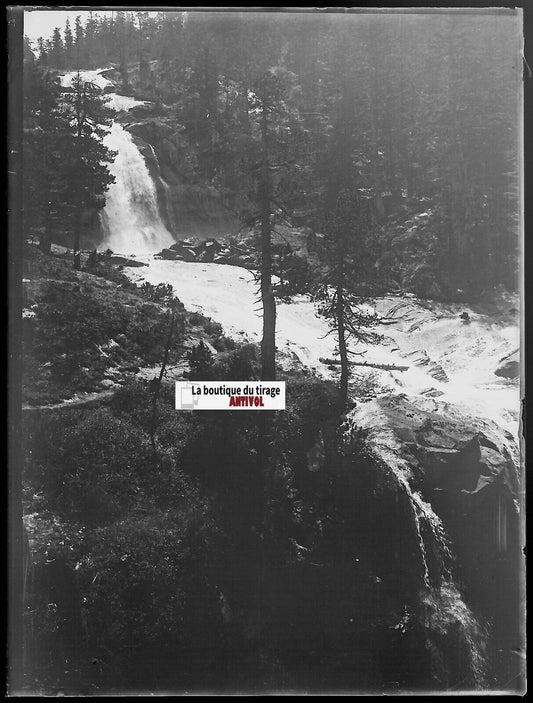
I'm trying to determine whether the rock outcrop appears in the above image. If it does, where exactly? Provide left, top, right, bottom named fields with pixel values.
left=350, top=394, right=522, bottom=683
left=351, top=394, right=519, bottom=513
left=156, top=237, right=252, bottom=267
left=123, top=115, right=240, bottom=239
left=108, top=255, right=148, bottom=268
left=494, top=349, right=519, bottom=379
left=155, top=225, right=320, bottom=273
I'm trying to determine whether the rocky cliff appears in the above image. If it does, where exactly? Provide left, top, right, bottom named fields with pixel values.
left=349, top=394, right=522, bottom=688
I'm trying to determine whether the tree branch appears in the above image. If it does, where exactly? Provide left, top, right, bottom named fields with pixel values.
left=319, top=357, right=409, bottom=372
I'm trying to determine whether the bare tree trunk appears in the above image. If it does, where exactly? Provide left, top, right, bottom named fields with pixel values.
left=323, top=358, right=409, bottom=372
left=149, top=309, right=176, bottom=469
left=39, top=203, right=52, bottom=255
left=260, top=101, right=276, bottom=382
left=255, top=96, right=279, bottom=677
left=336, top=284, right=349, bottom=408
left=73, top=200, right=82, bottom=270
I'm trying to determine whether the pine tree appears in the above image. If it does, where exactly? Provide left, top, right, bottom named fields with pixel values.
left=36, top=36, right=47, bottom=66
left=23, top=34, right=34, bottom=63
left=247, top=67, right=304, bottom=380
left=50, top=27, right=64, bottom=69
left=84, top=12, right=98, bottom=69
left=74, top=15, right=84, bottom=67
left=116, top=11, right=133, bottom=89
left=63, top=74, right=116, bottom=269
left=312, top=34, right=384, bottom=407
left=64, top=18, right=73, bottom=64
left=254, top=73, right=277, bottom=382
left=23, top=63, right=71, bottom=251
left=313, top=190, right=382, bottom=407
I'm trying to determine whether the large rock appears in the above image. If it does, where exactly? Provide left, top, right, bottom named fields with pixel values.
left=167, top=241, right=198, bottom=261
left=196, top=239, right=222, bottom=262
left=349, top=394, right=522, bottom=640
left=350, top=395, right=519, bottom=500
left=159, top=248, right=179, bottom=261
left=108, top=255, right=148, bottom=268
left=177, top=249, right=198, bottom=262
left=125, top=119, right=240, bottom=238
left=401, top=349, right=449, bottom=383
left=494, top=350, right=519, bottom=379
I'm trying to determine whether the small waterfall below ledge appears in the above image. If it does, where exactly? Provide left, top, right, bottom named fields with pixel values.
left=343, top=419, right=489, bottom=689
left=99, top=122, right=175, bottom=256
left=410, top=485, right=488, bottom=688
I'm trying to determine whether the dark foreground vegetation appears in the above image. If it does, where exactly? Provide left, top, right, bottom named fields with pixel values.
left=21, top=244, right=507, bottom=694
left=20, top=246, right=349, bottom=692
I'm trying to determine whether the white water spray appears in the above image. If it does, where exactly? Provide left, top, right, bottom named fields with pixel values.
left=100, top=122, right=174, bottom=255
left=61, top=68, right=175, bottom=256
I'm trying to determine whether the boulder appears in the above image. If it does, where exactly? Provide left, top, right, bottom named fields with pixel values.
left=159, top=248, right=179, bottom=260
left=349, top=394, right=521, bottom=620
left=108, top=255, right=148, bottom=268
left=420, top=388, right=444, bottom=398
left=402, top=349, right=448, bottom=383
left=176, top=248, right=197, bottom=262
left=169, top=241, right=200, bottom=261
left=350, top=395, right=519, bottom=500
left=196, top=239, right=223, bottom=263
left=495, top=350, right=519, bottom=379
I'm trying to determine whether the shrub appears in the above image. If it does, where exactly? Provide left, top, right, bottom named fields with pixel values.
left=187, top=341, right=214, bottom=380
left=209, top=343, right=260, bottom=381
left=76, top=509, right=227, bottom=689
left=138, top=281, right=175, bottom=304
left=23, top=242, right=78, bottom=281
left=24, top=408, right=153, bottom=524
left=31, top=281, right=130, bottom=360
left=22, top=278, right=187, bottom=403
left=85, top=251, right=139, bottom=291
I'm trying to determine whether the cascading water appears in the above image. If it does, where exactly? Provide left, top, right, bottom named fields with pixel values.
left=343, top=410, right=491, bottom=688
left=99, top=122, right=175, bottom=255
left=146, top=143, right=178, bottom=234
left=60, top=68, right=175, bottom=256
left=162, top=179, right=178, bottom=234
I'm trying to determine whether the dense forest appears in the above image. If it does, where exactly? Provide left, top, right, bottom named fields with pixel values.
left=17, top=10, right=523, bottom=696
left=25, top=10, right=521, bottom=298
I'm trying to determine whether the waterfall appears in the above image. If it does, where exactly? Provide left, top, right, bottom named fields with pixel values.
left=409, top=484, right=487, bottom=686
left=393, top=472, right=488, bottom=687
left=99, top=122, right=175, bottom=256
left=343, top=417, right=489, bottom=688
left=59, top=68, right=173, bottom=255
left=161, top=179, right=177, bottom=234
left=147, top=143, right=178, bottom=234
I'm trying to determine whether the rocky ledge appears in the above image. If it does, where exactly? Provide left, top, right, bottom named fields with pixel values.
left=351, top=394, right=519, bottom=502
left=349, top=394, right=521, bottom=628
left=157, top=237, right=256, bottom=268
left=156, top=225, right=320, bottom=272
